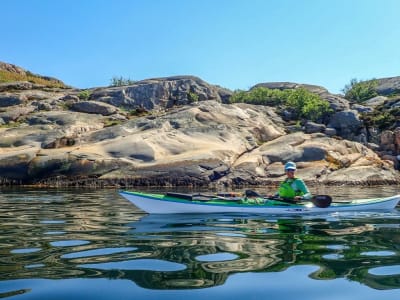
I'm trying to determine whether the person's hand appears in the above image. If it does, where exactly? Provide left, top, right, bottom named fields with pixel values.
left=294, top=196, right=303, bottom=201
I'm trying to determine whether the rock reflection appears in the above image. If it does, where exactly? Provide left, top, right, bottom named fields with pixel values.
left=1, top=189, right=400, bottom=291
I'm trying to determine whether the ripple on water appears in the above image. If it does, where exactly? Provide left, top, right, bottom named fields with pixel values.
left=61, top=247, right=137, bottom=259
left=196, top=252, right=238, bottom=262
left=368, top=265, right=400, bottom=276
left=79, top=259, right=186, bottom=271
left=50, top=240, right=90, bottom=247
left=216, top=232, right=246, bottom=237
left=361, top=250, right=396, bottom=257
left=44, top=231, right=66, bottom=235
left=11, top=248, right=41, bottom=254
left=322, top=253, right=344, bottom=260
left=325, top=244, right=350, bottom=250
left=24, top=264, right=45, bottom=269
left=40, top=220, right=65, bottom=224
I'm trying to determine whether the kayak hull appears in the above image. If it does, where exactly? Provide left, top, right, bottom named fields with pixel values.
left=119, top=191, right=400, bottom=215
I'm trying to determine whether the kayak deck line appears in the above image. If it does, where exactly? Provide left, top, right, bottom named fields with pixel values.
left=121, top=191, right=302, bottom=207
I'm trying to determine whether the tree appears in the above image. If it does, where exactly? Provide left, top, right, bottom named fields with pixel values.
left=342, top=78, right=378, bottom=103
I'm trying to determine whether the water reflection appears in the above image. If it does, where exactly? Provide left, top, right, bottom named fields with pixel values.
left=0, top=187, right=400, bottom=295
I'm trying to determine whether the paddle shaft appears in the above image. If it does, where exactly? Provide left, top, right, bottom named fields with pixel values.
left=245, top=190, right=332, bottom=208
left=166, top=191, right=332, bottom=207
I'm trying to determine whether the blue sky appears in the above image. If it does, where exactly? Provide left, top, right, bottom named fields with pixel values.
left=2, top=0, right=399, bottom=94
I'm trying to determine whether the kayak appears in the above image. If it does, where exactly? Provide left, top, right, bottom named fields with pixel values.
left=119, top=191, right=400, bottom=214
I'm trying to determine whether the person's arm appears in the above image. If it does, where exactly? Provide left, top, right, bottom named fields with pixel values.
left=295, top=179, right=311, bottom=200
left=267, top=192, right=280, bottom=199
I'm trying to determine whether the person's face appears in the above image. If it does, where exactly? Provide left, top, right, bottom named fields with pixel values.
left=286, top=169, right=295, bottom=178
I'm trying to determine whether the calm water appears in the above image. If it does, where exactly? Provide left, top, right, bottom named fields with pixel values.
left=1, top=186, right=400, bottom=299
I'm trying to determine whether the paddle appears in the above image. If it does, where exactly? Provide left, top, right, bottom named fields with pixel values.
left=165, top=192, right=241, bottom=202
left=165, top=191, right=333, bottom=207
left=244, top=190, right=332, bottom=208
left=311, top=195, right=332, bottom=208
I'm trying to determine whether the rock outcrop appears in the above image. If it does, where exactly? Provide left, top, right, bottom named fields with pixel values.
left=375, top=76, right=400, bottom=96
left=1, top=61, right=400, bottom=187
left=90, top=76, right=229, bottom=110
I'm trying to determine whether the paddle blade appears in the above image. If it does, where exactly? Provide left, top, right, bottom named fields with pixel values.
left=245, top=190, right=262, bottom=197
left=312, top=195, right=332, bottom=208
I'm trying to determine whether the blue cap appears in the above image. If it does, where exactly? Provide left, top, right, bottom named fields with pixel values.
left=284, top=161, right=297, bottom=171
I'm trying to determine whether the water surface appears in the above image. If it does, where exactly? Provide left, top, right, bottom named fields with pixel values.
left=0, top=187, right=400, bottom=299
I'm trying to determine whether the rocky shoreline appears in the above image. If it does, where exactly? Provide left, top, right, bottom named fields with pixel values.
left=1, top=61, right=400, bottom=187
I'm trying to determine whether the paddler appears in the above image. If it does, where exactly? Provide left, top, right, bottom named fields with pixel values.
left=269, top=161, right=312, bottom=201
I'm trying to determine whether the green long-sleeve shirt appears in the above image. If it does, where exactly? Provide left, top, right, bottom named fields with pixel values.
left=277, top=177, right=311, bottom=200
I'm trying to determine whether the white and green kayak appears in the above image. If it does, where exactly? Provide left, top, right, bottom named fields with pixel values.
left=119, top=191, right=400, bottom=214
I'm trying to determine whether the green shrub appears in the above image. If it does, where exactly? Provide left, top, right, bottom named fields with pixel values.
left=342, top=78, right=378, bottom=103
left=229, top=87, right=332, bottom=122
left=230, top=87, right=283, bottom=106
left=286, top=88, right=332, bottom=121
left=78, top=90, right=91, bottom=100
left=188, top=92, right=199, bottom=103
left=110, top=76, right=136, bottom=87
left=363, top=111, right=395, bottom=130
left=360, top=105, right=400, bottom=130
left=103, top=119, right=122, bottom=127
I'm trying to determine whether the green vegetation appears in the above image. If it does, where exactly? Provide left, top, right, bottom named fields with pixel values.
left=286, top=88, right=332, bottom=121
left=230, top=87, right=282, bottom=106
left=229, top=87, right=332, bottom=122
left=342, top=78, right=378, bottom=103
left=103, top=119, right=123, bottom=127
left=110, top=76, right=136, bottom=87
left=0, top=119, right=26, bottom=129
left=360, top=105, right=400, bottom=130
left=343, top=78, right=400, bottom=130
left=187, top=92, right=199, bottom=103
left=0, top=70, right=67, bottom=88
left=78, top=89, right=91, bottom=100
left=128, top=107, right=149, bottom=117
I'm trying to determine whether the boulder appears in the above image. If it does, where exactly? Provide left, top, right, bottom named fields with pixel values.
left=0, top=93, right=27, bottom=107
left=380, top=130, right=396, bottom=153
left=324, top=127, right=337, bottom=136
left=90, top=76, right=223, bottom=110
left=351, top=103, right=373, bottom=113
left=319, top=92, right=350, bottom=111
left=364, top=95, right=388, bottom=107
left=0, top=105, right=36, bottom=123
left=0, top=149, right=38, bottom=180
left=328, top=110, right=362, bottom=139
left=0, top=81, right=33, bottom=92
left=375, top=76, right=400, bottom=96
left=305, top=121, right=326, bottom=134
left=70, top=101, right=118, bottom=116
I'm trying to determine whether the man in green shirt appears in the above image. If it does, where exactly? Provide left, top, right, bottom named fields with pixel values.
left=271, top=161, right=311, bottom=201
